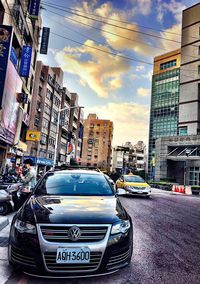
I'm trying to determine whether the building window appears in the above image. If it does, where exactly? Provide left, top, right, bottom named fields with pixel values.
left=53, top=96, right=60, bottom=107
left=27, top=101, right=31, bottom=115
left=34, top=116, right=40, bottom=126
left=189, top=167, right=200, bottom=186
left=49, top=137, right=55, bottom=146
left=37, top=101, right=41, bottom=111
left=41, top=133, right=47, bottom=144
left=40, top=72, right=45, bottom=81
left=48, top=152, right=54, bottom=159
left=48, top=74, right=54, bottom=86
left=52, top=110, right=58, bottom=123
left=44, top=103, right=51, bottom=115
left=198, top=65, right=200, bottom=74
left=46, top=89, right=52, bottom=100
left=43, top=118, right=49, bottom=129
left=51, top=123, right=57, bottom=133
left=38, top=86, right=42, bottom=96
left=33, top=50, right=37, bottom=69
left=160, top=59, right=177, bottom=70
left=30, top=75, right=34, bottom=94
left=179, top=126, right=187, bottom=136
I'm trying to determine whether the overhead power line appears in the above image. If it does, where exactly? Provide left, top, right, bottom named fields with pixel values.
left=43, top=8, right=200, bottom=60
left=50, top=31, right=153, bottom=66
left=41, top=3, right=182, bottom=44
left=41, top=1, right=199, bottom=40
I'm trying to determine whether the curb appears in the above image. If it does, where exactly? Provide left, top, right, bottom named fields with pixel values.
left=0, top=216, right=9, bottom=231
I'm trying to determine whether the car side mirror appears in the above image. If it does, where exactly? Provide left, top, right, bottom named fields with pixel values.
left=115, top=188, right=126, bottom=196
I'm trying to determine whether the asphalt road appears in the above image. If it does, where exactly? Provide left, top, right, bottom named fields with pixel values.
left=1, top=189, right=200, bottom=284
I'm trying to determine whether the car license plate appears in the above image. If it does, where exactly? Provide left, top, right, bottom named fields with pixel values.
left=138, top=191, right=143, bottom=193
left=56, top=248, right=90, bottom=264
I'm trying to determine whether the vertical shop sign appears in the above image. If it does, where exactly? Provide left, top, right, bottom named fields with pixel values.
left=0, top=25, right=13, bottom=108
left=40, top=27, right=50, bottom=54
left=19, top=46, right=32, bottom=77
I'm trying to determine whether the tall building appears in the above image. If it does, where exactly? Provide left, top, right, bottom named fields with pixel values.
left=154, top=3, right=200, bottom=185
left=81, top=114, right=113, bottom=172
left=26, top=62, right=64, bottom=170
left=26, top=61, right=84, bottom=170
left=148, top=49, right=181, bottom=180
left=68, top=93, right=84, bottom=164
left=0, top=1, right=41, bottom=170
left=179, top=3, right=200, bottom=135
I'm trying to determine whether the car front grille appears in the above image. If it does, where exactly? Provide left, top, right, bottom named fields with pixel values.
left=11, top=246, right=36, bottom=267
left=40, top=225, right=108, bottom=243
left=106, top=249, right=130, bottom=270
left=132, top=187, right=146, bottom=190
left=44, top=251, right=102, bottom=272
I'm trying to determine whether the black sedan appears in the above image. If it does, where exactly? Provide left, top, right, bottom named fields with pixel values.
left=8, top=169, right=133, bottom=278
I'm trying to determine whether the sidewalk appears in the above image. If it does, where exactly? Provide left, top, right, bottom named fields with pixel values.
left=0, top=216, right=9, bottom=231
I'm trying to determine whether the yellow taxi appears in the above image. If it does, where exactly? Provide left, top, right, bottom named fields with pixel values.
left=116, top=174, right=151, bottom=197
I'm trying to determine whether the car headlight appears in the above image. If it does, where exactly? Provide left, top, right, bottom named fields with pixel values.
left=111, top=220, right=131, bottom=234
left=125, top=186, right=133, bottom=189
left=14, top=219, right=36, bottom=234
left=145, top=186, right=151, bottom=191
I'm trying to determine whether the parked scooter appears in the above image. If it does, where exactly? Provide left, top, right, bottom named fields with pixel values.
left=0, top=182, right=24, bottom=215
left=0, top=189, right=12, bottom=215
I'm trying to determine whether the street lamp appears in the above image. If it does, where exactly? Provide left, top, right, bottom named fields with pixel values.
left=53, top=105, right=84, bottom=167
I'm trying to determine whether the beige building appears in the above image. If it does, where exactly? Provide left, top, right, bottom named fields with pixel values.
left=81, top=114, right=113, bottom=172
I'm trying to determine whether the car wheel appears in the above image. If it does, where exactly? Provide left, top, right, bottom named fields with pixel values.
left=127, top=231, right=133, bottom=265
left=0, top=202, right=9, bottom=215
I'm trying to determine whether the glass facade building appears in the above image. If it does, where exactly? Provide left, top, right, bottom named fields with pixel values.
left=148, top=50, right=181, bottom=180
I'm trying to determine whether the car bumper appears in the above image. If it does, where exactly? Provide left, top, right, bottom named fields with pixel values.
left=126, top=188, right=151, bottom=196
left=9, top=223, right=133, bottom=277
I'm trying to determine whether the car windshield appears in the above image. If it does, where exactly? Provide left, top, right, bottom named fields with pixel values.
left=124, top=175, right=145, bottom=183
left=34, top=173, right=114, bottom=196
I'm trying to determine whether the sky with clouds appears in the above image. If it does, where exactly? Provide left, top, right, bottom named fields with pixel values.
left=39, top=0, right=199, bottom=146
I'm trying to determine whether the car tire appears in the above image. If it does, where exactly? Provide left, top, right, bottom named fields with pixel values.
left=145, top=195, right=151, bottom=199
left=127, top=230, right=133, bottom=265
left=0, top=202, right=9, bottom=215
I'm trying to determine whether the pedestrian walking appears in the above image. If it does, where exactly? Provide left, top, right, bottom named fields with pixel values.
left=20, top=159, right=37, bottom=192
left=18, top=159, right=37, bottom=207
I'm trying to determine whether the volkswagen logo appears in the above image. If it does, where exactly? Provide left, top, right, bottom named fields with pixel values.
left=68, top=226, right=81, bottom=241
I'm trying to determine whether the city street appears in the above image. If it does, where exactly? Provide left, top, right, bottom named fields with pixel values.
left=1, top=189, right=200, bottom=284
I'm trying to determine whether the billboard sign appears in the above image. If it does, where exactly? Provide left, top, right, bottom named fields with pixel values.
left=29, top=0, right=41, bottom=18
left=40, top=27, right=50, bottom=54
left=26, top=131, right=41, bottom=141
left=0, top=25, right=13, bottom=108
left=19, top=46, right=32, bottom=77
left=0, top=60, right=22, bottom=144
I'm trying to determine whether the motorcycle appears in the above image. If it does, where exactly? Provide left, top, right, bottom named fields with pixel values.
left=0, top=188, right=12, bottom=215
left=0, top=174, right=19, bottom=184
left=0, top=183, right=23, bottom=215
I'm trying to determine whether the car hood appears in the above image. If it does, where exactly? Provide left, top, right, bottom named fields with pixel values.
left=28, top=195, right=127, bottom=224
left=124, top=182, right=149, bottom=187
